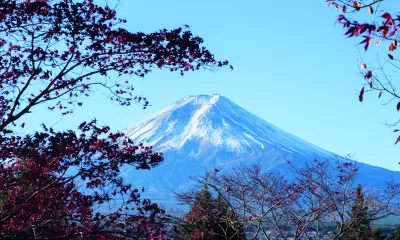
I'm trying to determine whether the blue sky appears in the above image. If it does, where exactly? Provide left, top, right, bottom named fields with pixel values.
left=20, top=0, right=400, bottom=171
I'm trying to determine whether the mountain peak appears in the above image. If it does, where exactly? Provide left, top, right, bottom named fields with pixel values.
left=121, top=96, right=400, bottom=204
left=124, top=94, right=234, bottom=151
left=124, top=95, right=337, bottom=159
left=178, top=94, right=223, bottom=106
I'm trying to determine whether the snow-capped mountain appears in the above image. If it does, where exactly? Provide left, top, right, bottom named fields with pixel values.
left=122, top=94, right=400, bottom=204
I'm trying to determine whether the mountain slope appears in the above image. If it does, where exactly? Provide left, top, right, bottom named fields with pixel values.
left=125, top=94, right=338, bottom=158
left=122, top=94, right=400, bottom=203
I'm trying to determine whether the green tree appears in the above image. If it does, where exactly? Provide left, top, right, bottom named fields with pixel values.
left=346, top=184, right=373, bottom=239
left=175, top=184, right=245, bottom=240
left=393, top=225, right=400, bottom=240
left=371, top=228, right=386, bottom=240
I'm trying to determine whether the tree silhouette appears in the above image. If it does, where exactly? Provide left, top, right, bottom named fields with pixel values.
left=0, top=0, right=228, bottom=238
left=179, top=161, right=400, bottom=239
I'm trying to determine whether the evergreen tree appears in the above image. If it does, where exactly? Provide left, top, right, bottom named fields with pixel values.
left=346, top=184, right=373, bottom=239
left=371, top=228, right=386, bottom=240
left=175, top=184, right=245, bottom=240
left=393, top=225, right=400, bottom=240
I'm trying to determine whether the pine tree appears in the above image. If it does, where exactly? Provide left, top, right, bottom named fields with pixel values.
left=175, top=184, right=245, bottom=240
left=346, top=184, right=373, bottom=239
left=393, top=225, right=400, bottom=240
left=371, top=228, right=386, bottom=240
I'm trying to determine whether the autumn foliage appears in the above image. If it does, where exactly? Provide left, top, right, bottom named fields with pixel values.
left=0, top=0, right=228, bottom=238
left=0, top=121, right=165, bottom=239
left=327, top=0, right=400, bottom=144
left=0, top=0, right=228, bottom=132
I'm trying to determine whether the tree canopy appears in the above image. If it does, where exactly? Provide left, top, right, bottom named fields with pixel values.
left=0, top=0, right=228, bottom=238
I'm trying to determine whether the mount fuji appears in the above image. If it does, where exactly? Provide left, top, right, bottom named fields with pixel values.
left=121, top=94, right=400, bottom=204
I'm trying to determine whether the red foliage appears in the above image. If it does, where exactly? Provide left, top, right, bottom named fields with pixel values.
left=0, top=120, right=167, bottom=238
left=359, top=87, right=364, bottom=102
left=335, top=9, right=399, bottom=49
left=0, top=0, right=228, bottom=133
left=179, top=203, right=216, bottom=239
left=328, top=1, right=400, bottom=144
left=0, top=0, right=229, bottom=238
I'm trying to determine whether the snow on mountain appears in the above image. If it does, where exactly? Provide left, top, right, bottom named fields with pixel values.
left=122, top=94, right=400, bottom=204
left=125, top=94, right=336, bottom=158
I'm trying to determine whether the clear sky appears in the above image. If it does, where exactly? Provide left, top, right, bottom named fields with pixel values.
left=19, top=0, right=400, bottom=171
